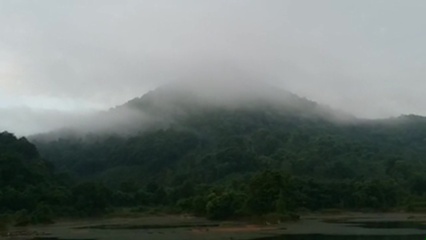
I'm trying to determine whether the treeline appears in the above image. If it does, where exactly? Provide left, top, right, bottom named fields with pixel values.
left=4, top=170, right=422, bottom=224
left=4, top=106, right=426, bottom=225
left=2, top=126, right=426, bottom=226
left=0, top=131, right=62, bottom=226
left=35, top=109, right=426, bottom=187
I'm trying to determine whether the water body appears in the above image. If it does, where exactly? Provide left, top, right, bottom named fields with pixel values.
left=260, top=216, right=426, bottom=240
left=260, top=235, right=425, bottom=240
left=6, top=213, right=426, bottom=240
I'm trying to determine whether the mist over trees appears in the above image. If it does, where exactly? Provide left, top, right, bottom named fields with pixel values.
left=2, top=83, right=426, bottom=226
left=2, top=1, right=426, bottom=230
left=29, top=85, right=426, bottom=220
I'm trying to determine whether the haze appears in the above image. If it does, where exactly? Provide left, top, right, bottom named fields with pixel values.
left=1, top=0, right=426, bottom=136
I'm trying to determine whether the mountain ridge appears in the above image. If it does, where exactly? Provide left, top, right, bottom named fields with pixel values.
left=25, top=80, right=426, bottom=219
left=32, top=80, right=357, bottom=140
left=32, top=80, right=426, bottom=185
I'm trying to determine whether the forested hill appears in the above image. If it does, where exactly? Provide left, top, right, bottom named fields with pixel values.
left=33, top=82, right=426, bottom=187
left=33, top=82, right=352, bottom=181
left=13, top=82, right=426, bottom=220
left=0, top=132, right=53, bottom=187
left=33, top=81, right=353, bottom=138
left=0, top=132, right=68, bottom=225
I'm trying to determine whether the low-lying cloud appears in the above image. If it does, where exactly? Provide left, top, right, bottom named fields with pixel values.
left=1, top=0, right=426, bottom=135
left=0, top=108, right=89, bottom=136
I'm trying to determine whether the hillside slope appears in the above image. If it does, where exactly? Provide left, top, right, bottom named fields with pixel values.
left=0, top=132, right=71, bottom=225
left=33, top=82, right=426, bottom=187
left=27, top=82, right=426, bottom=218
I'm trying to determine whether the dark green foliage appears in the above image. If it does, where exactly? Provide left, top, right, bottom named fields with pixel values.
left=31, top=203, right=54, bottom=224
left=30, top=110, right=426, bottom=220
left=6, top=92, right=426, bottom=222
left=0, top=132, right=66, bottom=224
left=206, top=191, right=245, bottom=220
left=14, top=210, right=31, bottom=226
left=72, top=182, right=112, bottom=216
left=35, top=110, right=426, bottom=188
left=246, top=171, right=286, bottom=214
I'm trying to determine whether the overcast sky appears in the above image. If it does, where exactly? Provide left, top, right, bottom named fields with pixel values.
left=1, top=0, right=426, bottom=135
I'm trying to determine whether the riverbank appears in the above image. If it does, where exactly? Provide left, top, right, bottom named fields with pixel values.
left=2, top=212, right=426, bottom=240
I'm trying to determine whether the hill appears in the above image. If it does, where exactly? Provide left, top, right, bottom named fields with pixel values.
left=33, top=80, right=356, bottom=181
left=30, top=81, right=426, bottom=219
left=34, top=81, right=426, bottom=182
left=0, top=132, right=67, bottom=225
left=0, top=131, right=132, bottom=226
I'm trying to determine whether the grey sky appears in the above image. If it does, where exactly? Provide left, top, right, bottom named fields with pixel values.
left=1, top=0, right=426, bottom=135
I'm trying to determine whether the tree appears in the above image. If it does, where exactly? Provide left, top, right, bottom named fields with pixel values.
left=206, top=191, right=243, bottom=220
left=72, top=182, right=111, bottom=215
left=246, top=171, right=286, bottom=214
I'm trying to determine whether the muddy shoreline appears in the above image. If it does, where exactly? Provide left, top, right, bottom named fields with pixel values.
left=2, top=212, right=426, bottom=240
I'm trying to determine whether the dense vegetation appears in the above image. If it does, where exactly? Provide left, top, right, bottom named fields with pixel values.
left=4, top=86, right=426, bottom=225
left=0, top=132, right=65, bottom=226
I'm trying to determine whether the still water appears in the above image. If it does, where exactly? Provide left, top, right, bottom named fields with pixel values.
left=260, top=219, right=426, bottom=240
left=8, top=214, right=426, bottom=240
left=261, top=235, right=425, bottom=240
